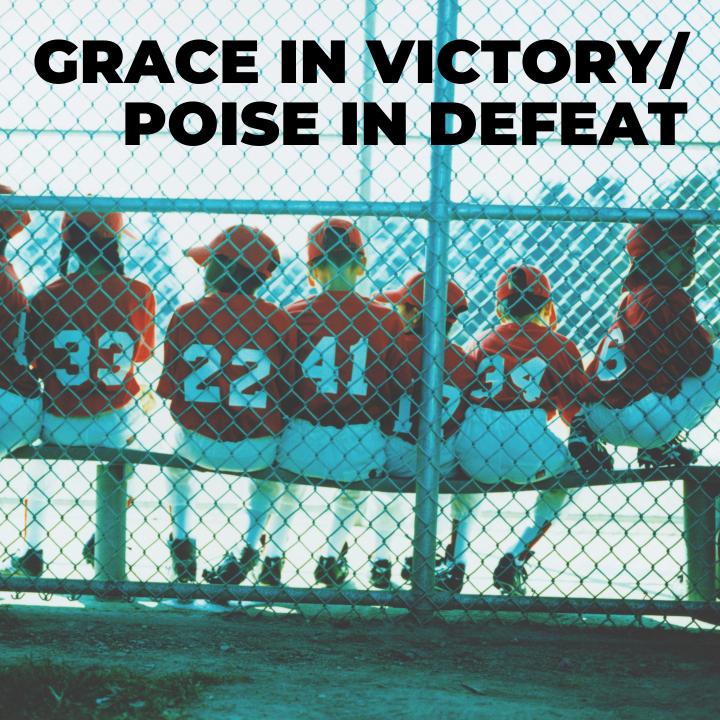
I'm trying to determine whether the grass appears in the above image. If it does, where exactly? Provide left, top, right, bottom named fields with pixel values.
left=0, top=661, right=225, bottom=720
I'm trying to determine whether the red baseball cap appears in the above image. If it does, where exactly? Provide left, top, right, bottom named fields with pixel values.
left=626, top=220, right=695, bottom=259
left=496, top=264, right=552, bottom=303
left=0, top=184, right=31, bottom=239
left=187, top=225, right=280, bottom=280
left=307, top=218, right=364, bottom=265
left=61, top=211, right=131, bottom=248
left=380, top=271, right=468, bottom=316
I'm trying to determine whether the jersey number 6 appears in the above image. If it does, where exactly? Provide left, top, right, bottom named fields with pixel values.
left=595, top=327, right=626, bottom=381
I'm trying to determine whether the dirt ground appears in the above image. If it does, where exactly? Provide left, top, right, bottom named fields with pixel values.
left=1, top=601, right=719, bottom=720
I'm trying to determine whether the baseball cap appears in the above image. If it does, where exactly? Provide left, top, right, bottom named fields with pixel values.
left=187, top=225, right=280, bottom=280
left=380, top=271, right=468, bottom=315
left=0, top=184, right=31, bottom=239
left=307, top=218, right=364, bottom=265
left=496, top=265, right=552, bottom=303
left=61, top=211, right=131, bottom=248
left=626, top=220, right=695, bottom=259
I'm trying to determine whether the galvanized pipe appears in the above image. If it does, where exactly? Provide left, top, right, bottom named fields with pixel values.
left=2, top=195, right=719, bottom=224
left=357, top=0, right=378, bottom=213
left=9, top=445, right=720, bottom=495
left=94, top=463, right=129, bottom=583
left=410, top=0, right=460, bottom=611
left=683, top=479, right=718, bottom=602
left=1, top=576, right=717, bottom=621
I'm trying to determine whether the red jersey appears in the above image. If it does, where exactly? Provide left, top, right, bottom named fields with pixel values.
left=27, top=272, right=155, bottom=417
left=284, top=291, right=407, bottom=427
left=157, top=292, right=296, bottom=441
left=587, top=283, right=713, bottom=407
left=385, top=333, right=474, bottom=442
left=0, top=258, right=40, bottom=398
left=467, top=323, right=591, bottom=423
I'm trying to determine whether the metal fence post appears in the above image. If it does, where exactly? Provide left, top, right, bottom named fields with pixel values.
left=357, top=0, right=379, bottom=247
left=716, top=496, right=720, bottom=592
left=682, top=478, right=717, bottom=603
left=357, top=0, right=377, bottom=211
left=94, top=462, right=129, bottom=585
left=410, top=0, right=460, bottom=615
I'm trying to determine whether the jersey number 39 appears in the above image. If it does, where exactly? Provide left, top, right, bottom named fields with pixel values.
left=471, top=355, right=548, bottom=403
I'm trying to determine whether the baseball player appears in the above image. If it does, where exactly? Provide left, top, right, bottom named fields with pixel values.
left=0, top=185, right=43, bottom=577
left=454, top=264, right=610, bottom=595
left=372, top=271, right=472, bottom=589
left=157, top=225, right=296, bottom=585
left=266, top=218, right=407, bottom=588
left=21, top=211, right=156, bottom=577
left=584, top=220, right=719, bottom=465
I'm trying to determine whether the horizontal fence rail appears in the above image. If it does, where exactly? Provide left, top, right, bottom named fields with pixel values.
left=8, top=444, right=720, bottom=495
left=2, top=577, right=719, bottom=624
left=3, top=196, right=720, bottom=225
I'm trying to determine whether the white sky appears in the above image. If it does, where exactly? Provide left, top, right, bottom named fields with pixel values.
left=0, top=0, right=717, bottom=251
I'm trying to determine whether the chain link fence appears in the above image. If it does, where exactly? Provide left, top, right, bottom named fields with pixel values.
left=0, top=0, right=718, bottom=624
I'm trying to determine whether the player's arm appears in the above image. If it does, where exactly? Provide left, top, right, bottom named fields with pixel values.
left=135, top=286, right=157, bottom=363
left=275, top=319, right=301, bottom=417
left=559, top=340, right=613, bottom=473
left=132, top=286, right=158, bottom=412
left=384, top=330, right=419, bottom=433
left=156, top=311, right=184, bottom=401
left=388, top=315, right=414, bottom=387
left=377, top=314, right=413, bottom=422
left=665, top=294, right=713, bottom=377
left=0, top=276, right=22, bottom=362
left=24, top=290, right=48, bottom=373
left=632, top=290, right=712, bottom=379
left=548, top=339, right=597, bottom=425
left=277, top=301, right=308, bottom=418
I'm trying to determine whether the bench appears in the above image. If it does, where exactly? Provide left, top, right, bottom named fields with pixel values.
left=3, top=444, right=718, bottom=618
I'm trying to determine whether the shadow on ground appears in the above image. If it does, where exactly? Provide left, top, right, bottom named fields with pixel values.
left=0, top=601, right=718, bottom=719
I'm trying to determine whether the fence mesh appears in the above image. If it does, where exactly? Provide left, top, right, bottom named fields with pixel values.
left=0, top=0, right=718, bottom=623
